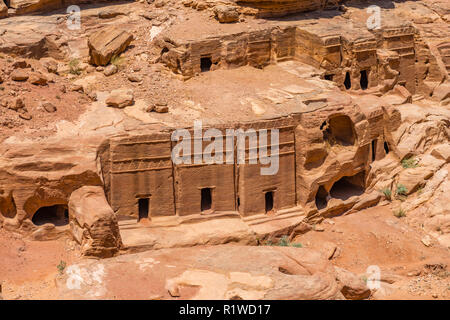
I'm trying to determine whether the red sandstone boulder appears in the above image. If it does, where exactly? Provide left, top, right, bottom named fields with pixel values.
left=29, top=72, right=48, bottom=86
left=88, top=26, right=133, bottom=66
left=214, top=5, right=239, bottom=23
left=397, top=167, right=434, bottom=195
left=334, top=266, right=371, bottom=300
left=39, top=57, right=58, bottom=74
left=103, top=64, right=118, bottom=76
left=11, top=69, right=29, bottom=81
left=433, top=82, right=450, bottom=102
left=69, top=186, right=122, bottom=258
left=105, top=88, right=134, bottom=108
left=431, top=144, right=450, bottom=162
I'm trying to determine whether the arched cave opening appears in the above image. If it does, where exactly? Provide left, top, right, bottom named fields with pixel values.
left=322, top=115, right=356, bottom=146
left=360, top=70, right=369, bottom=90
left=4, top=0, right=10, bottom=7
left=329, top=172, right=365, bottom=201
left=32, top=204, right=69, bottom=226
left=344, top=71, right=351, bottom=90
left=200, top=56, right=213, bottom=72
left=315, top=185, right=328, bottom=210
left=265, top=191, right=274, bottom=214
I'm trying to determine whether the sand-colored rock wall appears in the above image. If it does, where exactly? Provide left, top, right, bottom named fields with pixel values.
left=99, top=133, right=176, bottom=218
left=99, top=107, right=389, bottom=221
left=161, top=24, right=445, bottom=95
left=233, top=0, right=330, bottom=18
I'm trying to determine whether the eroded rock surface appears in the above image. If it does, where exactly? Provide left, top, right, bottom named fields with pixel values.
left=88, top=26, right=133, bottom=66
left=0, top=0, right=449, bottom=301
left=69, top=186, right=122, bottom=258
left=55, top=245, right=366, bottom=300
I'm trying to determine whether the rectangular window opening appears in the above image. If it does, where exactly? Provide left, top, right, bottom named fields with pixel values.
left=360, top=70, right=369, bottom=90
left=371, top=140, right=377, bottom=162
left=201, top=188, right=212, bottom=212
left=138, top=198, right=149, bottom=221
left=344, top=71, right=352, bottom=90
left=265, top=191, right=274, bottom=214
left=384, top=141, right=390, bottom=155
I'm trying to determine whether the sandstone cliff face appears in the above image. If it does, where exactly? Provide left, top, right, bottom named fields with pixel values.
left=8, top=0, right=61, bottom=15
left=364, top=101, right=450, bottom=249
left=183, top=0, right=334, bottom=18
left=159, top=23, right=444, bottom=95
left=0, top=0, right=448, bottom=260
left=0, top=135, right=103, bottom=240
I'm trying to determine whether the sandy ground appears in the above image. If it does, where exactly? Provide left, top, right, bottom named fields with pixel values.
left=1, top=204, right=449, bottom=299
left=293, top=205, right=450, bottom=299
left=0, top=229, right=80, bottom=299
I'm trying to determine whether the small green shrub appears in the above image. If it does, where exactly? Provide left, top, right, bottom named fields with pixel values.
left=393, top=208, right=406, bottom=218
left=381, top=188, right=392, bottom=201
left=111, top=55, right=126, bottom=68
left=278, top=236, right=289, bottom=247
left=264, top=236, right=302, bottom=248
left=57, top=260, right=67, bottom=275
left=402, top=157, right=418, bottom=169
left=417, top=186, right=424, bottom=195
left=68, top=59, right=81, bottom=75
left=396, top=184, right=408, bottom=196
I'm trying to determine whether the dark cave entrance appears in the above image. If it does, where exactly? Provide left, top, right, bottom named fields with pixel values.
left=138, top=198, right=149, bottom=221
left=360, top=70, right=369, bottom=90
left=200, top=56, right=213, bottom=72
left=344, top=71, right=351, bottom=90
left=265, top=191, right=274, bottom=214
left=322, top=115, right=356, bottom=146
left=371, top=139, right=377, bottom=162
left=4, top=0, right=10, bottom=7
left=329, top=172, right=365, bottom=201
left=325, top=74, right=334, bottom=81
left=384, top=141, right=390, bottom=154
left=32, top=204, right=69, bottom=226
left=315, top=185, right=328, bottom=210
left=161, top=47, right=169, bottom=55
left=201, top=188, right=212, bottom=212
